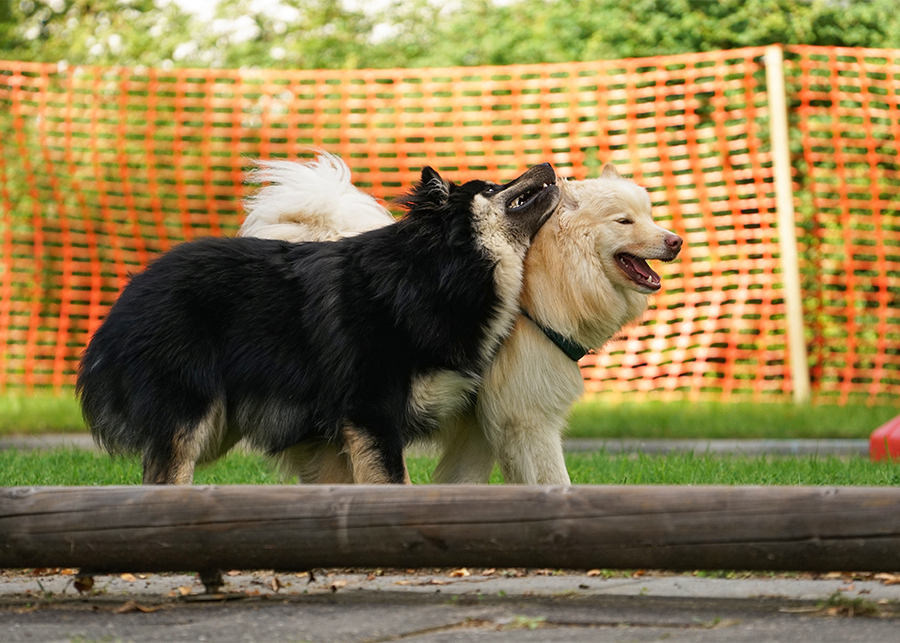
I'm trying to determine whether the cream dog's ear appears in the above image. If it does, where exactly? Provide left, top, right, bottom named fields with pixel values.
left=600, top=163, right=622, bottom=179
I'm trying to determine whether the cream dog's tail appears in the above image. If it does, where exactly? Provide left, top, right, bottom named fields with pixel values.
left=240, top=152, right=395, bottom=242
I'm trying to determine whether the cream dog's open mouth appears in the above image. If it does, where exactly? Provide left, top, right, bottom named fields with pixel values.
left=616, top=253, right=662, bottom=291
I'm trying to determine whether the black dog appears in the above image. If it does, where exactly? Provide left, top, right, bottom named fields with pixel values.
left=77, top=164, right=559, bottom=484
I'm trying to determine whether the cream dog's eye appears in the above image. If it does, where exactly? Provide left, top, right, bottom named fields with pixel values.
left=617, top=218, right=633, bottom=225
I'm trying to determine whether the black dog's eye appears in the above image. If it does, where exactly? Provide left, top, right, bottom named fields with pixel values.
left=483, top=184, right=500, bottom=195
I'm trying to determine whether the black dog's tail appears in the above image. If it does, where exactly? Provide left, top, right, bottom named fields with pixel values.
left=76, top=340, right=140, bottom=456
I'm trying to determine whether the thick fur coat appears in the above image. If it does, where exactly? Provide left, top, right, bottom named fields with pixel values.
left=240, top=154, right=682, bottom=484
left=77, top=164, right=559, bottom=484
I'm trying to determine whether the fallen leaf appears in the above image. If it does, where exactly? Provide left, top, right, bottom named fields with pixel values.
left=270, top=577, right=282, bottom=592
left=425, top=579, right=449, bottom=586
left=120, top=573, right=137, bottom=583
left=875, top=573, right=900, bottom=585
left=366, top=574, right=376, bottom=581
left=74, top=575, right=94, bottom=594
left=394, top=580, right=411, bottom=586
left=226, top=571, right=242, bottom=577
left=482, top=568, right=496, bottom=576
left=177, top=585, right=192, bottom=596
left=632, top=570, right=646, bottom=577
left=586, top=569, right=602, bottom=577
left=115, top=600, right=159, bottom=614
left=59, top=569, right=77, bottom=576
left=449, top=568, right=470, bottom=578
left=330, top=580, right=347, bottom=592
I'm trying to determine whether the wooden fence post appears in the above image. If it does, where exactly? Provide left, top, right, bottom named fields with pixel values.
left=765, top=44, right=811, bottom=404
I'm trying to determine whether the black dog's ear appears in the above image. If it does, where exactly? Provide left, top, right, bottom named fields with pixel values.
left=421, top=166, right=443, bottom=185
left=394, top=166, right=455, bottom=213
left=420, top=166, right=451, bottom=202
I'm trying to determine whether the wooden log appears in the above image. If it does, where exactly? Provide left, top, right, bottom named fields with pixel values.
left=2, top=485, right=900, bottom=573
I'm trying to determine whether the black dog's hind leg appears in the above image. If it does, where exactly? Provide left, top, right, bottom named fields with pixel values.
left=342, top=424, right=410, bottom=484
left=141, top=449, right=196, bottom=485
left=141, top=400, right=230, bottom=485
left=141, top=429, right=205, bottom=485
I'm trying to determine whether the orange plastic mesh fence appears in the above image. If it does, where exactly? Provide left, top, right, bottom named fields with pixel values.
left=0, top=46, right=896, bottom=403
left=791, top=46, right=900, bottom=405
left=570, top=48, right=785, bottom=400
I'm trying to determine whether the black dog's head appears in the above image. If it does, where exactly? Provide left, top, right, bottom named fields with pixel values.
left=396, top=164, right=560, bottom=246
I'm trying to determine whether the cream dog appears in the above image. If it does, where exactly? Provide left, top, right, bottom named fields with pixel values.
left=240, top=154, right=681, bottom=484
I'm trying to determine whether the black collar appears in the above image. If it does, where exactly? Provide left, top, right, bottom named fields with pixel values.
left=520, top=309, right=591, bottom=362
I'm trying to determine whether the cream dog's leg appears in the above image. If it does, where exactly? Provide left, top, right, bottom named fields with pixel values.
left=432, top=407, right=496, bottom=483
left=476, top=319, right=581, bottom=485
left=486, top=412, right=570, bottom=485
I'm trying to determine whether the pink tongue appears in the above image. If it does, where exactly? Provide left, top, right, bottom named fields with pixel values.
left=626, top=256, right=658, bottom=281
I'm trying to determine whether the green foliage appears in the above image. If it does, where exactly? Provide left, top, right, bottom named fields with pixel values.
left=0, top=0, right=377, bottom=69
left=1, top=0, right=198, bottom=67
left=199, top=0, right=375, bottom=69
left=3, top=0, right=900, bottom=70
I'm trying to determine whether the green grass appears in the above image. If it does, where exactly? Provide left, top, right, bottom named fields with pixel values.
left=0, top=395, right=85, bottom=433
left=1, top=394, right=897, bottom=439
left=1, top=449, right=897, bottom=487
left=565, top=452, right=900, bottom=486
left=566, top=399, right=898, bottom=440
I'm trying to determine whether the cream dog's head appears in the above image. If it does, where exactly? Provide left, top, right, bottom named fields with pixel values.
left=557, top=164, right=682, bottom=295
left=519, top=163, right=683, bottom=346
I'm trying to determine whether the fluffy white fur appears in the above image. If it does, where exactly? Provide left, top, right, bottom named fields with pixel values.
left=241, top=155, right=395, bottom=242
left=240, top=153, right=680, bottom=484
